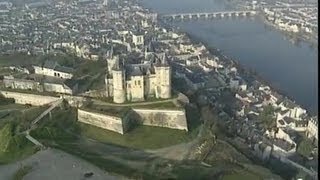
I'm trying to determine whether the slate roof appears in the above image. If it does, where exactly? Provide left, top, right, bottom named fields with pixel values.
left=43, top=60, right=57, bottom=69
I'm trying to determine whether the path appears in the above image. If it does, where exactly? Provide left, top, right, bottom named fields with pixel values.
left=92, top=98, right=175, bottom=107
left=22, top=99, right=63, bottom=146
left=146, top=124, right=205, bottom=160
left=32, top=99, right=63, bottom=125
left=25, top=134, right=44, bottom=147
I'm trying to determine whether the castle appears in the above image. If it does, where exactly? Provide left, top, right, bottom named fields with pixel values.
left=105, top=52, right=172, bottom=103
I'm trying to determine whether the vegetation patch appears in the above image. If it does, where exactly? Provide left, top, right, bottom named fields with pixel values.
left=79, top=123, right=191, bottom=150
left=0, top=95, right=15, bottom=106
left=0, top=123, right=38, bottom=164
left=134, top=101, right=181, bottom=110
left=258, top=105, right=276, bottom=130
left=297, top=138, right=314, bottom=158
left=222, top=170, right=262, bottom=180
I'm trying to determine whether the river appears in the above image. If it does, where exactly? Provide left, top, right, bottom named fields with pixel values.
left=140, top=0, right=318, bottom=115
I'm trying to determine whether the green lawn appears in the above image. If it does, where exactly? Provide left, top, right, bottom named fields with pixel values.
left=222, top=171, right=262, bottom=180
left=134, top=101, right=181, bottom=110
left=0, top=123, right=38, bottom=164
left=79, top=123, right=191, bottom=150
left=0, top=104, right=26, bottom=111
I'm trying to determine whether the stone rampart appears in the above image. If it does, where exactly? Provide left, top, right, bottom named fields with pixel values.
left=77, top=109, right=129, bottom=134
left=0, top=90, right=59, bottom=106
left=131, top=108, right=188, bottom=131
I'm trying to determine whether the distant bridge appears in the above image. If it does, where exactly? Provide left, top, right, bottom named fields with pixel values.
left=160, top=10, right=257, bottom=21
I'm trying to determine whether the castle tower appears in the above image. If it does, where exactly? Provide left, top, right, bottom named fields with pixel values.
left=112, top=59, right=126, bottom=103
left=103, top=0, right=108, bottom=6
left=105, top=68, right=113, bottom=97
left=155, top=53, right=171, bottom=99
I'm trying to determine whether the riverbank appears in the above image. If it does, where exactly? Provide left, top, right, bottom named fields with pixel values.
left=259, top=14, right=318, bottom=48
left=159, top=17, right=317, bottom=116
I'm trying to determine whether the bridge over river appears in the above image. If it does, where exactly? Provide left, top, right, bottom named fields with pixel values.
left=160, top=10, right=257, bottom=21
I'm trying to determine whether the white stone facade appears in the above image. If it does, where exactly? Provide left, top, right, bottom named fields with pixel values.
left=78, top=109, right=129, bottom=134
left=132, top=34, right=144, bottom=46
left=106, top=54, right=172, bottom=103
left=306, top=118, right=318, bottom=143
left=0, top=90, right=59, bottom=106
left=131, top=108, right=188, bottom=131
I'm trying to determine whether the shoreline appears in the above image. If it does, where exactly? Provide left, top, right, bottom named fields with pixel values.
left=156, top=17, right=317, bottom=116
left=258, top=14, right=318, bottom=48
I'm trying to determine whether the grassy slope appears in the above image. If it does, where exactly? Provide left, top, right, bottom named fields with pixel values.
left=79, top=123, right=191, bottom=149
left=0, top=123, right=38, bottom=164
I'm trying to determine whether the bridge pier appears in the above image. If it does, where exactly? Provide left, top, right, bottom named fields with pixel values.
left=162, top=10, right=257, bottom=21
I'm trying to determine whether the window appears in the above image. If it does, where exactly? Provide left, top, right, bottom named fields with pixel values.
left=138, top=81, right=141, bottom=86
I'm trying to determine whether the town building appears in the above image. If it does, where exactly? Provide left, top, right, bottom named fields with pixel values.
left=306, top=117, right=318, bottom=145
left=33, top=61, right=74, bottom=79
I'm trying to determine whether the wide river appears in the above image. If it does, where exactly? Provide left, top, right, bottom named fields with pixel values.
left=141, top=0, right=318, bottom=115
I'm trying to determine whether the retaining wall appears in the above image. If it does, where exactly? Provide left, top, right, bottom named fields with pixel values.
left=131, top=108, right=188, bottom=131
left=0, top=90, right=59, bottom=106
left=77, top=109, right=129, bottom=134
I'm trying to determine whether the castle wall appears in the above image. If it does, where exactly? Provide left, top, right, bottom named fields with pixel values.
left=155, top=66, right=171, bottom=99
left=160, top=66, right=172, bottom=99
left=130, top=76, right=144, bottom=101
left=77, top=109, right=128, bottom=134
left=112, top=70, right=126, bottom=103
left=0, top=90, right=59, bottom=106
left=62, top=95, right=87, bottom=108
left=44, top=83, right=73, bottom=95
left=131, top=108, right=188, bottom=131
left=144, top=75, right=156, bottom=97
left=3, top=78, right=43, bottom=92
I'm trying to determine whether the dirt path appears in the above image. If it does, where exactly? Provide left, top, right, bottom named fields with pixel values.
left=146, top=124, right=204, bottom=161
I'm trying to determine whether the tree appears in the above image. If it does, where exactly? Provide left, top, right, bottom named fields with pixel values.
left=259, top=105, right=276, bottom=131
left=297, top=138, right=314, bottom=158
